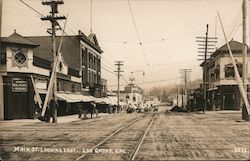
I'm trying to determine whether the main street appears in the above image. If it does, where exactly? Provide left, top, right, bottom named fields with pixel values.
left=0, top=106, right=249, bottom=160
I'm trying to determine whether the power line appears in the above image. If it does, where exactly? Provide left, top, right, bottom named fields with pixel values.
left=122, top=75, right=129, bottom=84
left=108, top=77, right=180, bottom=86
left=228, top=6, right=242, bottom=39
left=101, top=61, right=115, bottom=70
left=127, top=0, right=142, bottom=44
left=19, top=0, right=44, bottom=17
left=102, top=65, right=116, bottom=75
left=127, top=0, right=150, bottom=67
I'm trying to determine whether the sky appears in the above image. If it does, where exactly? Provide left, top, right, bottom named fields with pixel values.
left=1, top=0, right=249, bottom=90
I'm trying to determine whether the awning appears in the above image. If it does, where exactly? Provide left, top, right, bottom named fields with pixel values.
left=56, top=93, right=95, bottom=103
left=95, top=97, right=111, bottom=104
left=108, top=97, right=117, bottom=105
left=108, top=96, right=124, bottom=106
left=56, top=93, right=77, bottom=103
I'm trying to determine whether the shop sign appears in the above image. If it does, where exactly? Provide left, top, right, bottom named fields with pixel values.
left=12, top=78, right=28, bottom=92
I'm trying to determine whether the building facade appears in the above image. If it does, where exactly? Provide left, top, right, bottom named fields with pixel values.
left=120, top=83, right=144, bottom=108
left=201, top=40, right=250, bottom=111
left=0, top=30, right=104, bottom=120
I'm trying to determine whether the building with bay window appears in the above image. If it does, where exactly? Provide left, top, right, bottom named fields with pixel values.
left=200, top=40, right=250, bottom=111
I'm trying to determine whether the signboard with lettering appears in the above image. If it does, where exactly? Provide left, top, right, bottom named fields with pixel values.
left=12, top=78, right=28, bottom=92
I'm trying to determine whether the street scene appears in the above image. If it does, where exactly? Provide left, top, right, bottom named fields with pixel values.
left=1, top=107, right=249, bottom=160
left=0, top=0, right=250, bottom=160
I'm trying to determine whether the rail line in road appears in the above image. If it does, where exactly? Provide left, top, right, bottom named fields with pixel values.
left=129, top=114, right=155, bottom=160
left=75, top=113, right=156, bottom=161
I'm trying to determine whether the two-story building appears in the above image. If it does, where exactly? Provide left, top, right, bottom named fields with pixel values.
left=121, top=83, right=144, bottom=108
left=200, top=40, right=250, bottom=111
left=26, top=30, right=103, bottom=97
left=0, top=30, right=104, bottom=120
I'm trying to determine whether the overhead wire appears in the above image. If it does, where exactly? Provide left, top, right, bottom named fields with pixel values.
left=32, top=22, right=51, bottom=36
left=127, top=0, right=154, bottom=85
left=127, top=0, right=150, bottom=66
left=19, top=0, right=44, bottom=17
left=228, top=6, right=242, bottom=39
left=102, top=66, right=116, bottom=75
left=121, top=75, right=129, bottom=84
left=108, top=77, right=181, bottom=86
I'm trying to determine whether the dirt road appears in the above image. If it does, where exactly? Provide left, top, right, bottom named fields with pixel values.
left=0, top=107, right=249, bottom=160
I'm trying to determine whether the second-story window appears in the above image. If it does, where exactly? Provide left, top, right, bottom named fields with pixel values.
left=224, top=63, right=243, bottom=78
left=215, top=65, right=220, bottom=80
left=236, top=63, right=243, bottom=77
left=225, top=63, right=234, bottom=78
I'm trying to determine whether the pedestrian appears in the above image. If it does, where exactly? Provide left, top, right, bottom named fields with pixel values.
left=78, top=102, right=83, bottom=118
left=90, top=101, right=95, bottom=119
left=95, top=103, right=99, bottom=118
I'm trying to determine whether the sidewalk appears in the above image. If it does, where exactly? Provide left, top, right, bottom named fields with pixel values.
left=57, top=112, right=111, bottom=123
left=0, top=112, right=118, bottom=125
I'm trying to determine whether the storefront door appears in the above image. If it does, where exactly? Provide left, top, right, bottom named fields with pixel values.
left=223, top=93, right=235, bottom=110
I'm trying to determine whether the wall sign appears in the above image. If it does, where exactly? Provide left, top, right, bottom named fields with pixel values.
left=12, top=78, right=28, bottom=92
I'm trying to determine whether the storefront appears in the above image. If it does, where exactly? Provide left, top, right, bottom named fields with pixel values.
left=3, top=75, right=35, bottom=119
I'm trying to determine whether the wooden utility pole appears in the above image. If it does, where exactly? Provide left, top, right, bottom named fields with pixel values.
left=242, top=0, right=248, bottom=94
left=180, top=69, right=192, bottom=109
left=181, top=88, right=184, bottom=108
left=0, top=0, right=2, bottom=37
left=203, top=25, right=208, bottom=113
left=176, top=85, right=179, bottom=106
left=41, top=0, right=66, bottom=123
left=196, top=25, right=217, bottom=112
left=242, top=0, right=250, bottom=121
left=114, top=61, right=124, bottom=113
left=217, top=11, right=250, bottom=121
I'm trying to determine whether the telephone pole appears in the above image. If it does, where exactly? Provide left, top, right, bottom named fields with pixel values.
left=114, top=61, right=124, bottom=113
left=242, top=0, right=248, bottom=94
left=196, top=24, right=217, bottom=113
left=242, top=0, right=249, bottom=120
left=180, top=69, right=192, bottom=109
left=41, top=0, right=66, bottom=123
left=0, top=0, right=2, bottom=37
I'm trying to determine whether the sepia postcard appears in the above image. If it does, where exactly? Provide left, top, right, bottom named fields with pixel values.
left=0, top=0, right=250, bottom=160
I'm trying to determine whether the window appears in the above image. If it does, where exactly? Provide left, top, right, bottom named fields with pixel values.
left=215, top=65, right=220, bottom=80
left=13, top=52, right=27, bottom=65
left=225, top=64, right=234, bottom=78
left=236, top=63, right=243, bottom=77
left=72, top=84, right=76, bottom=92
left=224, top=63, right=242, bottom=78
left=58, top=81, right=66, bottom=91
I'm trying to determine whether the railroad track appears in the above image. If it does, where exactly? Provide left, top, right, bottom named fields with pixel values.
left=75, top=113, right=156, bottom=161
